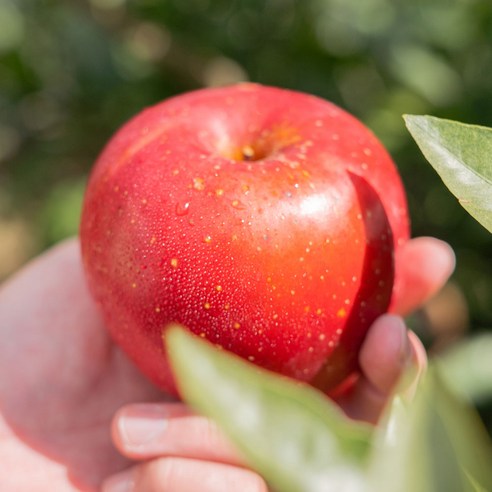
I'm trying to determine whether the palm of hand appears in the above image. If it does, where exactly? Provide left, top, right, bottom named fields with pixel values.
left=0, top=239, right=165, bottom=491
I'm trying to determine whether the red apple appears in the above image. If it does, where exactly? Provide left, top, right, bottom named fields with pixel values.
left=80, top=83, right=409, bottom=395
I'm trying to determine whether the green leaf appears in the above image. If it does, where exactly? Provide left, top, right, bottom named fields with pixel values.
left=465, top=471, right=491, bottom=492
left=404, top=115, right=492, bottom=232
left=166, top=325, right=371, bottom=492
left=367, top=365, right=492, bottom=492
left=437, top=333, right=492, bottom=405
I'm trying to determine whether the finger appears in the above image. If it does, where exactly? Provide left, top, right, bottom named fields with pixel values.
left=403, top=330, right=427, bottom=401
left=101, top=458, right=268, bottom=492
left=335, top=315, right=424, bottom=423
left=390, top=237, right=455, bottom=316
left=112, top=403, right=244, bottom=466
left=360, top=315, right=412, bottom=394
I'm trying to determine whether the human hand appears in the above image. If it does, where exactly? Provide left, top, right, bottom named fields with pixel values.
left=100, top=237, right=455, bottom=491
left=0, top=236, right=454, bottom=491
left=0, top=238, right=166, bottom=491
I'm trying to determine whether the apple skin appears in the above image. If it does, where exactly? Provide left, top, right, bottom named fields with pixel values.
left=80, top=83, right=409, bottom=395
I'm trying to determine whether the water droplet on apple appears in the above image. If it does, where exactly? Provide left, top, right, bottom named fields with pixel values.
left=175, top=202, right=190, bottom=216
left=231, top=199, right=246, bottom=210
left=193, top=177, right=205, bottom=191
left=337, top=308, right=346, bottom=318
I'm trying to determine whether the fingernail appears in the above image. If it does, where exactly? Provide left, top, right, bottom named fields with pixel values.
left=398, top=319, right=412, bottom=366
left=118, top=404, right=168, bottom=450
left=401, top=331, right=427, bottom=402
left=382, top=314, right=411, bottom=366
left=102, top=470, right=134, bottom=492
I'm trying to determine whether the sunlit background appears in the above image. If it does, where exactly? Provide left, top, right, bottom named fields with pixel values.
left=1, top=0, right=490, bottom=390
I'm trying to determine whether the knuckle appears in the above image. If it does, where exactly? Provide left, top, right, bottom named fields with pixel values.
left=134, top=457, right=269, bottom=492
left=135, top=457, right=184, bottom=492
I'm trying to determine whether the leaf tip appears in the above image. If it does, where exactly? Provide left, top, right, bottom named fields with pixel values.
left=402, top=113, right=426, bottom=130
left=162, top=323, right=184, bottom=351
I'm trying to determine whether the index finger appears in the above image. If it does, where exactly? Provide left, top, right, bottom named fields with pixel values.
left=390, top=237, right=455, bottom=316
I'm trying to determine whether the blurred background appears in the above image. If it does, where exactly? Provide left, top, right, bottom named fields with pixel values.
left=0, top=0, right=490, bottom=413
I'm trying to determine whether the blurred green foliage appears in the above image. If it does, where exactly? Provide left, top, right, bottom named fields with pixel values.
left=0, top=0, right=491, bottom=334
